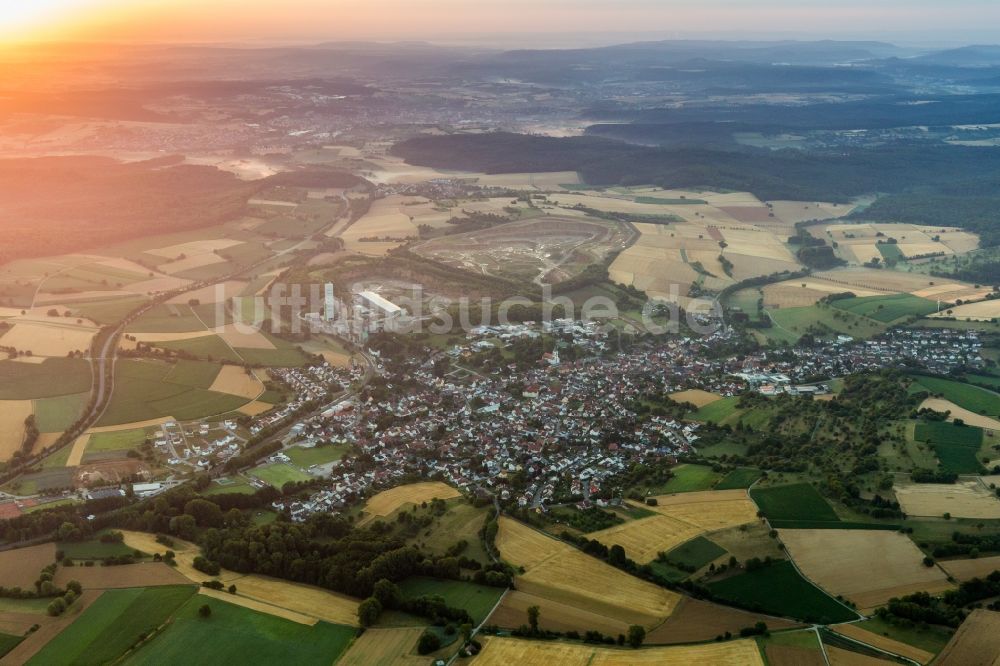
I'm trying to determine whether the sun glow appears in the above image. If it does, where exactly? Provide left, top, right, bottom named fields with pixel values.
left=0, top=0, right=105, bottom=39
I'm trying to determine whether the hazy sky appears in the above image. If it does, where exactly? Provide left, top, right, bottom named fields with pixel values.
left=5, top=0, right=1000, bottom=46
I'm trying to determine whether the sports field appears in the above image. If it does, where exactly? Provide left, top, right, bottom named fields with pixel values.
left=249, top=462, right=313, bottom=489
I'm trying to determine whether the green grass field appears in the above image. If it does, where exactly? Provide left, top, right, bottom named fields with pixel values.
left=690, top=397, right=742, bottom=424
left=911, top=375, right=1000, bottom=417
left=831, top=293, right=939, bottom=323
left=0, top=632, right=22, bottom=659
left=88, top=428, right=147, bottom=453
left=72, top=297, right=148, bottom=326
left=852, top=616, right=953, bottom=654
left=97, top=359, right=248, bottom=426
left=709, top=560, right=856, bottom=624
left=124, top=594, right=355, bottom=666
left=284, top=443, right=350, bottom=468
left=0, top=358, right=92, bottom=399
left=658, top=464, right=723, bottom=493
left=750, top=483, right=839, bottom=523
left=33, top=392, right=89, bottom=432
left=27, top=585, right=197, bottom=666
left=232, top=334, right=311, bottom=367
left=877, top=242, right=906, bottom=262
left=764, top=304, right=887, bottom=343
left=153, top=336, right=243, bottom=364
left=0, top=597, right=53, bottom=613
left=249, top=463, right=312, bottom=489
left=398, top=577, right=505, bottom=624
left=664, top=536, right=726, bottom=570
left=163, top=360, right=222, bottom=389
left=913, top=420, right=985, bottom=473
left=204, top=477, right=258, bottom=496
left=715, top=468, right=761, bottom=490
left=58, top=531, right=142, bottom=560
left=126, top=304, right=207, bottom=334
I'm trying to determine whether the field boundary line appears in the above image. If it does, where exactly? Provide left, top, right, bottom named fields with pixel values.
left=824, top=624, right=923, bottom=666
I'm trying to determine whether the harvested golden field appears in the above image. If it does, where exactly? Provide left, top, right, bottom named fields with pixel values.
left=919, top=398, right=1000, bottom=430
left=929, top=299, right=1000, bottom=321
left=88, top=417, right=173, bottom=433
left=238, top=400, right=274, bottom=416
left=168, top=280, right=247, bottom=305
left=197, top=587, right=316, bottom=625
left=118, top=529, right=361, bottom=626
left=940, top=554, right=1000, bottom=582
left=158, top=251, right=226, bottom=275
left=832, top=623, right=934, bottom=664
left=826, top=646, right=895, bottom=665
left=588, top=514, right=703, bottom=563
left=233, top=575, right=360, bottom=626
left=936, top=608, right=1000, bottom=666
left=766, top=644, right=825, bottom=666
left=359, top=481, right=461, bottom=525
left=779, top=529, right=952, bottom=611
left=894, top=481, right=1000, bottom=519
left=65, top=433, right=90, bottom=467
left=53, top=561, right=189, bottom=589
left=129, top=330, right=210, bottom=343
left=147, top=238, right=244, bottom=259
left=0, top=400, right=32, bottom=462
left=669, top=389, right=723, bottom=408
left=338, top=627, right=431, bottom=666
left=641, top=489, right=759, bottom=532
left=214, top=324, right=275, bottom=349
left=340, top=195, right=421, bottom=254
left=0, top=543, right=57, bottom=587
left=209, top=365, right=263, bottom=399
left=496, top=516, right=567, bottom=570
left=497, top=517, right=680, bottom=628
left=472, top=636, right=764, bottom=666
left=647, top=597, right=801, bottom=645
left=487, top=590, right=628, bottom=637
left=0, top=320, right=97, bottom=357
left=769, top=200, right=855, bottom=225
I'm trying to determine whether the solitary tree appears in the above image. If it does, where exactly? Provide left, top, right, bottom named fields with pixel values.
left=198, top=604, right=212, bottom=618
left=357, top=597, right=382, bottom=627
left=628, top=625, right=646, bottom=649
left=527, top=605, right=540, bottom=634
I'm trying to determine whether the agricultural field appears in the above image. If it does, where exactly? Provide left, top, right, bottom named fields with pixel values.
left=919, top=397, right=1000, bottom=431
left=910, top=375, right=1000, bottom=418
left=0, top=358, right=92, bottom=399
left=708, top=560, right=857, bottom=624
left=912, top=421, right=984, bottom=474
left=935, top=609, right=1000, bottom=666
left=812, top=222, right=977, bottom=266
left=124, top=594, right=356, bottom=666
left=397, top=578, right=504, bottom=624
left=337, top=627, right=429, bottom=666
left=930, top=298, right=1000, bottom=321
left=96, top=359, right=251, bottom=427
left=779, top=529, right=953, bottom=611
left=0, top=399, right=33, bottom=462
left=413, top=215, right=631, bottom=285
left=26, top=585, right=197, bottom=666
left=759, top=302, right=888, bottom=344
left=689, top=397, right=742, bottom=424
left=750, top=483, right=840, bottom=526
left=893, top=480, right=1000, bottom=519
left=939, top=553, right=1000, bottom=581
left=833, top=621, right=939, bottom=663
left=487, top=590, right=629, bottom=636
left=647, top=597, right=800, bottom=645
left=662, top=536, right=727, bottom=571
left=830, top=293, right=939, bottom=323
left=472, top=635, right=765, bottom=666
left=357, top=481, right=461, bottom=525
left=590, top=490, right=757, bottom=563
left=496, top=517, right=681, bottom=628
left=656, top=464, right=723, bottom=493
left=0, top=543, right=56, bottom=587
left=715, top=468, right=762, bottom=490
